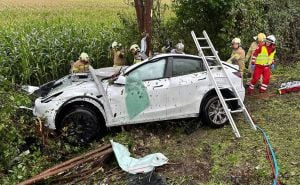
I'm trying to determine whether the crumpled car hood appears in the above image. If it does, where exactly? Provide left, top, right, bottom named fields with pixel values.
left=94, top=66, right=128, bottom=78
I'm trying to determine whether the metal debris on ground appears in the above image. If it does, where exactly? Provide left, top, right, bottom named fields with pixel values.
left=19, top=143, right=113, bottom=185
left=110, top=140, right=168, bottom=174
left=278, top=81, right=300, bottom=94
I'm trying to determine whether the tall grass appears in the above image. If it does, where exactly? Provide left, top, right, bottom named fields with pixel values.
left=0, top=0, right=137, bottom=85
left=0, top=0, right=174, bottom=85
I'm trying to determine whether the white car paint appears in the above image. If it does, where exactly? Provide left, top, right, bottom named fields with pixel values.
left=29, top=54, right=245, bottom=130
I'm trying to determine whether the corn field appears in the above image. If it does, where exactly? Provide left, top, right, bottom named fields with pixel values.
left=0, top=0, right=136, bottom=85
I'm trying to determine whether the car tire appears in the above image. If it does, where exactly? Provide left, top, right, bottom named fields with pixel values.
left=58, top=105, right=105, bottom=146
left=203, top=96, right=230, bottom=128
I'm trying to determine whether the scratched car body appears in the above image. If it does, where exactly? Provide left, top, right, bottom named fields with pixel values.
left=25, top=54, right=245, bottom=144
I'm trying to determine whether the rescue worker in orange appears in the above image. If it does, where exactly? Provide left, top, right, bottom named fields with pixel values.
left=247, top=35, right=276, bottom=94
left=71, top=52, right=90, bottom=73
left=227, top=38, right=245, bottom=77
left=111, top=41, right=125, bottom=67
left=245, top=33, right=266, bottom=85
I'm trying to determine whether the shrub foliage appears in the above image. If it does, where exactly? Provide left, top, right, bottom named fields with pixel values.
left=173, top=0, right=300, bottom=62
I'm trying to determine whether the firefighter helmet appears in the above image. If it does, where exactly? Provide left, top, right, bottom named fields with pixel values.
left=130, top=44, right=140, bottom=52
left=111, top=41, right=118, bottom=48
left=266, top=35, right=276, bottom=44
left=175, top=42, right=184, bottom=53
left=254, top=33, right=266, bottom=42
left=231, top=38, right=241, bottom=45
left=79, top=52, right=89, bottom=61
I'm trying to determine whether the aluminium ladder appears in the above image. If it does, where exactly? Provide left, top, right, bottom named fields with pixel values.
left=191, top=30, right=256, bottom=137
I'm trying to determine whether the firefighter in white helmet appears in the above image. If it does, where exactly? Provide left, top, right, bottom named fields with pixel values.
left=227, top=37, right=245, bottom=77
left=71, top=52, right=90, bottom=73
left=171, top=42, right=185, bottom=54
left=248, top=35, right=276, bottom=94
left=130, top=44, right=147, bottom=64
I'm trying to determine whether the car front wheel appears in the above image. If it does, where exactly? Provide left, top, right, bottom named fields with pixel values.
left=58, top=105, right=105, bottom=145
left=203, top=96, right=229, bottom=128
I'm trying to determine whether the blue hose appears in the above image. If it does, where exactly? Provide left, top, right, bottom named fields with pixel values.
left=256, top=125, right=279, bottom=185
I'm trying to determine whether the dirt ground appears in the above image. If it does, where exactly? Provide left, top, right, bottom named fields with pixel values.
left=90, top=65, right=300, bottom=185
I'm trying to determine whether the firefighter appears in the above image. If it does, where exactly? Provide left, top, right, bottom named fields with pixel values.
left=130, top=44, right=147, bottom=64
left=247, top=35, right=276, bottom=94
left=161, top=40, right=173, bottom=53
left=227, top=38, right=245, bottom=77
left=171, top=42, right=185, bottom=54
left=111, top=41, right=125, bottom=67
left=71, top=52, right=90, bottom=73
left=245, top=33, right=266, bottom=84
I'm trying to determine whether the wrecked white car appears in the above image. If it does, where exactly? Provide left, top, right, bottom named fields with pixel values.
left=24, top=54, right=244, bottom=144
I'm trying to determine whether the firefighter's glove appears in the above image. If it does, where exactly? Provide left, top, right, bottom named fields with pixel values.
left=251, top=64, right=255, bottom=71
left=271, top=64, right=275, bottom=70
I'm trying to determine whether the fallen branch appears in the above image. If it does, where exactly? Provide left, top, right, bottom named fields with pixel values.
left=19, top=144, right=112, bottom=185
left=38, top=143, right=111, bottom=176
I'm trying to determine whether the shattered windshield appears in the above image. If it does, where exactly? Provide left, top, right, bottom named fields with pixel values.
left=36, top=74, right=90, bottom=97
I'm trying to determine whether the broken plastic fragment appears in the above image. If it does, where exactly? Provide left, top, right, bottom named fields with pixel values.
left=125, top=75, right=150, bottom=119
left=110, top=140, right=168, bottom=174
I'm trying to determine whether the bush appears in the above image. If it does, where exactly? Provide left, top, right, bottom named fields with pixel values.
left=173, top=0, right=300, bottom=63
left=0, top=77, right=37, bottom=184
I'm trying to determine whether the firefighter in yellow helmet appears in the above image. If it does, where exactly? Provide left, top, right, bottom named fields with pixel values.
left=111, top=41, right=125, bottom=67
left=71, top=52, right=90, bottom=73
left=130, top=44, right=147, bottom=64
left=227, top=38, right=245, bottom=77
left=245, top=33, right=266, bottom=84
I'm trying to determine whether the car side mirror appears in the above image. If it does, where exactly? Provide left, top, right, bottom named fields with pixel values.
left=115, top=75, right=126, bottom=85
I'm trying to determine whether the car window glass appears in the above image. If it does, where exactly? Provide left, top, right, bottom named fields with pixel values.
left=172, top=58, right=203, bottom=77
left=127, top=59, right=166, bottom=81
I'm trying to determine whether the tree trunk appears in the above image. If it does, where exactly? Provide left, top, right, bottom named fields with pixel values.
left=134, top=0, right=153, bottom=56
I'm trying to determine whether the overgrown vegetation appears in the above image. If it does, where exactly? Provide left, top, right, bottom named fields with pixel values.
left=0, top=0, right=299, bottom=184
left=0, top=0, right=138, bottom=85
left=173, top=0, right=300, bottom=62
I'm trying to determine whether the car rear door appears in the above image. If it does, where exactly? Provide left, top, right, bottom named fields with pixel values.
left=165, top=56, right=209, bottom=118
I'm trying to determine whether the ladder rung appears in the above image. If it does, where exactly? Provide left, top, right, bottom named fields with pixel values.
left=197, top=37, right=206, bottom=40
left=210, top=65, right=222, bottom=68
left=200, top=46, right=211, bottom=49
left=224, top=98, right=239, bottom=101
left=218, top=87, right=229, bottom=90
left=205, top=56, right=216, bottom=58
left=231, top=109, right=244, bottom=113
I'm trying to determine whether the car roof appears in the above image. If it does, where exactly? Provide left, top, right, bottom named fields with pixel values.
left=152, top=53, right=202, bottom=60
left=124, top=53, right=239, bottom=74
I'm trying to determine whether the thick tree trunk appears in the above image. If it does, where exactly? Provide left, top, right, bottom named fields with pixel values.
left=134, top=0, right=144, bottom=33
left=134, top=0, right=153, bottom=56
